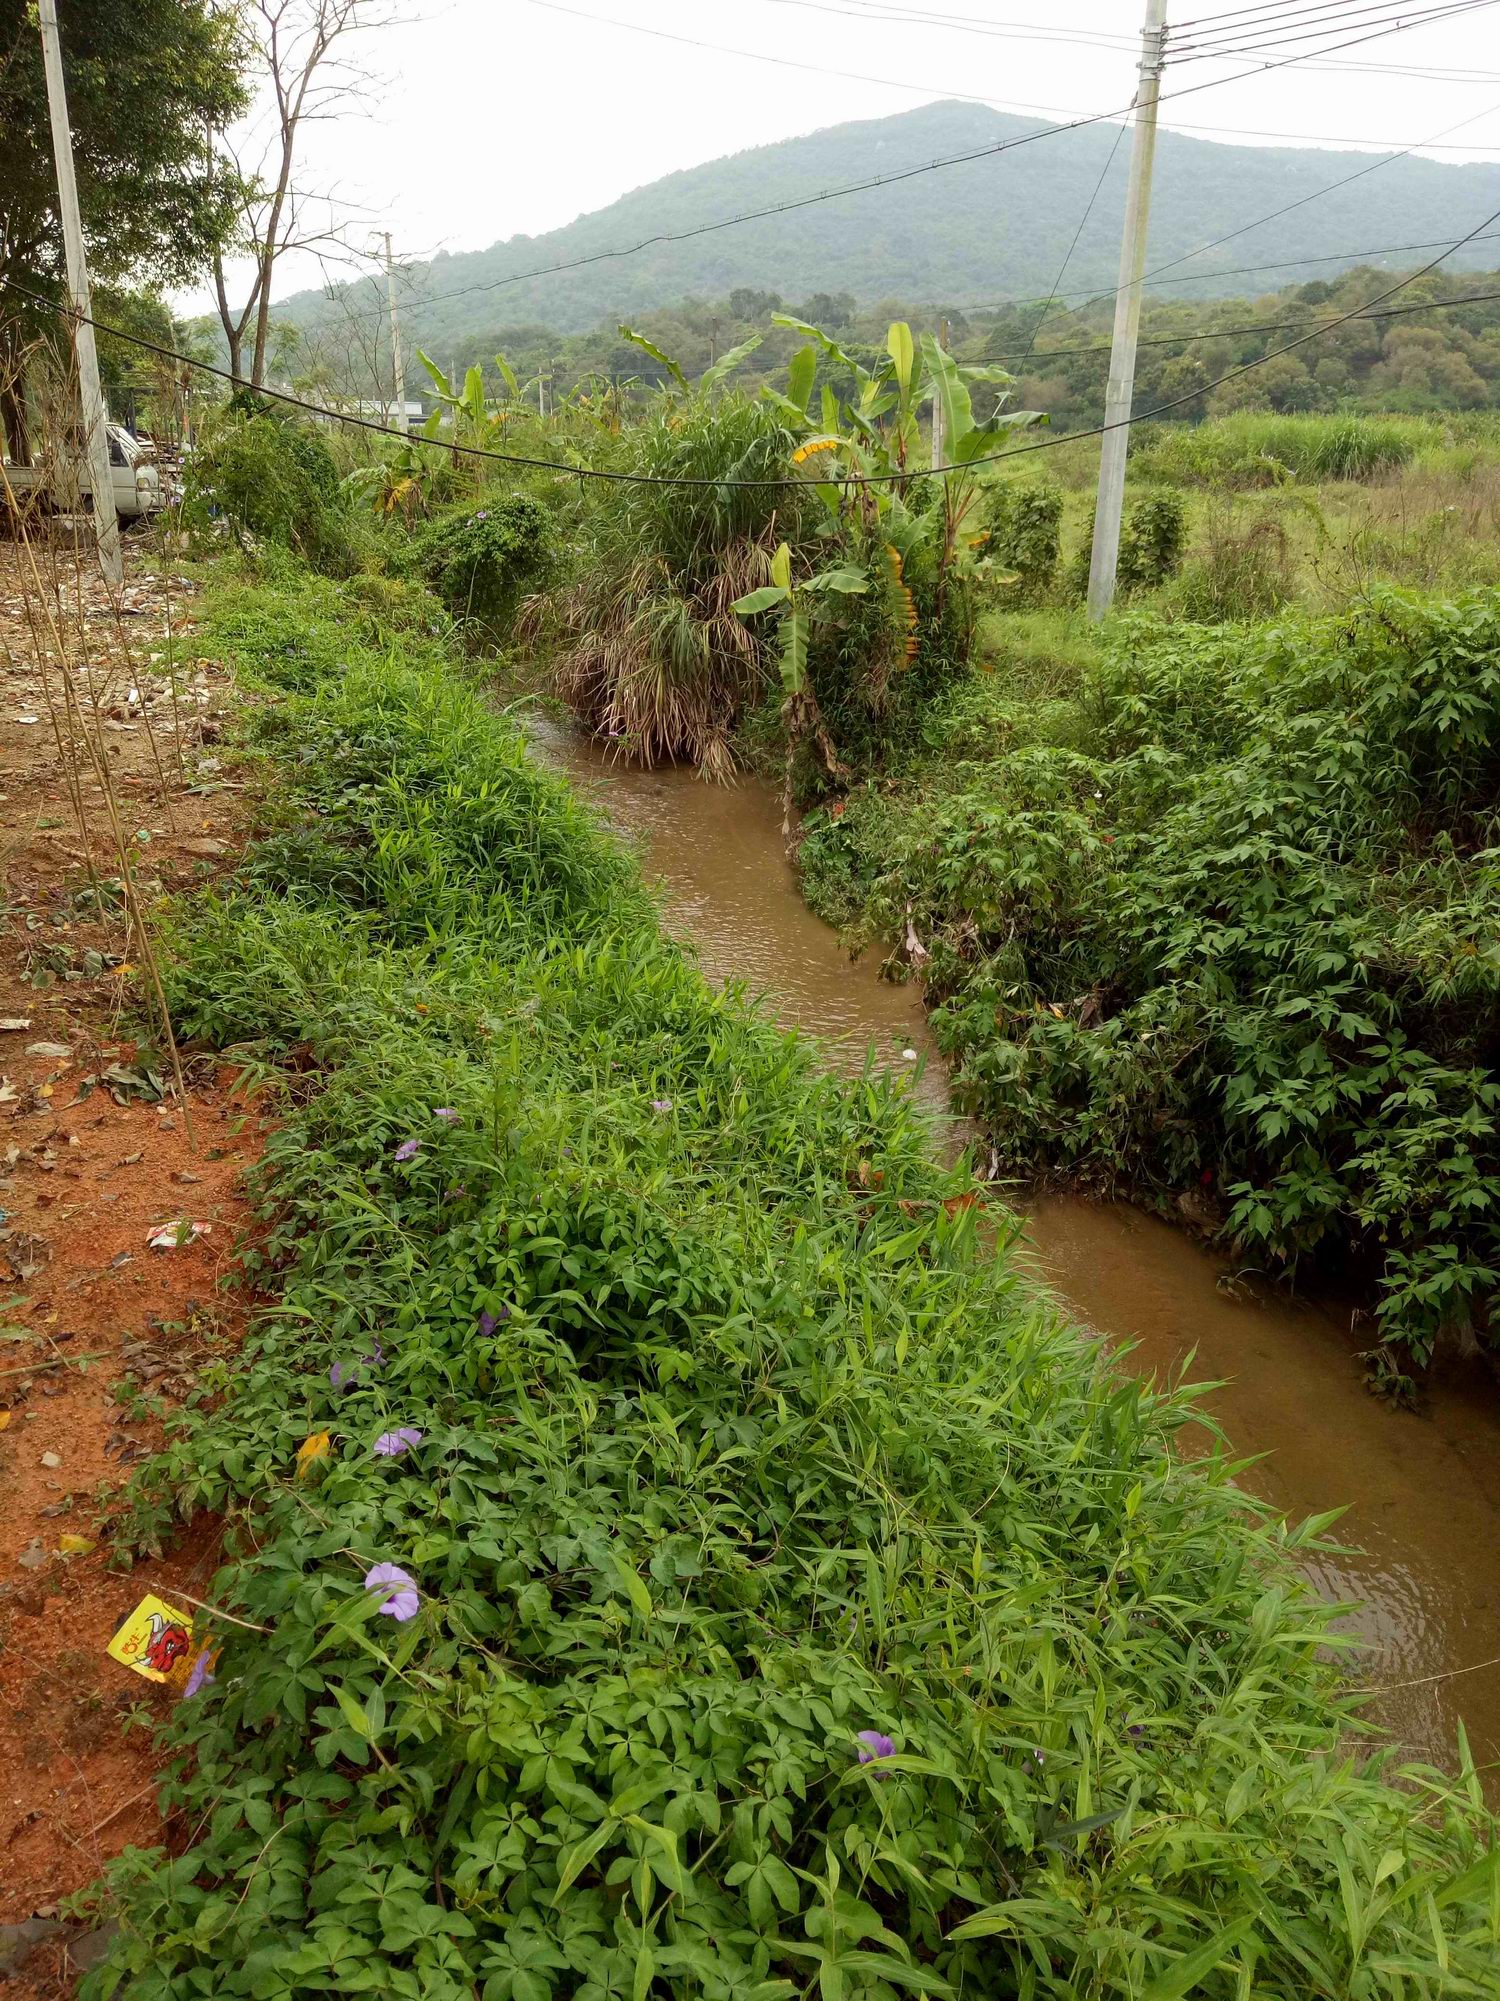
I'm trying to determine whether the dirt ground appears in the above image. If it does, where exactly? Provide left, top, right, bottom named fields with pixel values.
left=0, top=535, right=260, bottom=1994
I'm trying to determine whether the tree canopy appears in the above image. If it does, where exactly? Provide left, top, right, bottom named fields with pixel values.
left=0, top=0, right=246, bottom=320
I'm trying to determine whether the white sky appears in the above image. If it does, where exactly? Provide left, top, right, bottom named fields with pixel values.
left=191, top=0, right=1500, bottom=315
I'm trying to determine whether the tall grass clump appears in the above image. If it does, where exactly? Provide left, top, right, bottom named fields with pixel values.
left=540, top=398, right=805, bottom=776
left=81, top=557, right=1498, bottom=1998
left=1133, top=413, right=1424, bottom=488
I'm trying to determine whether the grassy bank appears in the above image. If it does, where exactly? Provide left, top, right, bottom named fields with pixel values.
left=84, top=555, right=1498, bottom=1997
left=800, top=586, right=1500, bottom=1376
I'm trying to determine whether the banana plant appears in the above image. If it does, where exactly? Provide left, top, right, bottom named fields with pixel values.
left=617, top=325, right=763, bottom=398
left=415, top=349, right=504, bottom=448
left=733, top=542, right=867, bottom=837
left=919, top=334, right=1046, bottom=576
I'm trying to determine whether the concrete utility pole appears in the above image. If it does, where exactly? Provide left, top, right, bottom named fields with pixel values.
left=383, top=233, right=407, bottom=435
left=1086, top=0, right=1168, bottom=622
left=38, top=0, right=122, bottom=586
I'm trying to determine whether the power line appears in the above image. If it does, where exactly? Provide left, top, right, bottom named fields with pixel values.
left=945, top=228, right=1500, bottom=311
left=314, top=0, right=1496, bottom=336
left=1175, top=0, right=1451, bottom=28
left=1021, top=122, right=1131, bottom=367
left=755, top=0, right=1137, bottom=50
left=784, top=0, right=1500, bottom=76
left=1171, top=0, right=1485, bottom=42
left=1172, top=0, right=1500, bottom=58
left=8, top=199, right=1499, bottom=489
left=966, top=281, right=1500, bottom=362
left=1065, top=91, right=1500, bottom=316
left=515, top=0, right=1133, bottom=118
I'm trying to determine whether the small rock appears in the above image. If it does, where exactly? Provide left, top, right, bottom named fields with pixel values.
left=40, top=1450, right=61, bottom=1469
left=15, top=1538, right=46, bottom=1570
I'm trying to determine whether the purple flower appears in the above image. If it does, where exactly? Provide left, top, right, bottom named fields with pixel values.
left=650, top=1098, right=673, bottom=1115
left=433, top=1108, right=461, bottom=1123
left=330, top=1338, right=384, bottom=1390
left=394, top=1137, right=421, bottom=1162
left=477, top=1303, right=511, bottom=1338
left=364, top=1562, right=420, bottom=1621
left=374, top=1427, right=424, bottom=1457
left=183, top=1650, right=216, bottom=1697
left=473, top=510, right=488, bottom=521
left=856, top=1730, right=895, bottom=1765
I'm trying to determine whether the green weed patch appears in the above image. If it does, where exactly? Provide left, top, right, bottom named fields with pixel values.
left=803, top=588, right=1500, bottom=1369
left=85, top=562, right=1497, bottom=1997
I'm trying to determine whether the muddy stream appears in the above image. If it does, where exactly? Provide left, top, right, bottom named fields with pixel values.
left=533, top=718, right=1500, bottom=1782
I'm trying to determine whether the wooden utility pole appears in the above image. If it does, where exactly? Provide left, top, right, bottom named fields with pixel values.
left=1086, top=0, right=1168, bottom=622
left=38, top=0, right=122, bottom=586
left=383, top=232, right=407, bottom=434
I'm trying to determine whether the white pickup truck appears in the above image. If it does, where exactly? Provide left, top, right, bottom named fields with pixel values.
left=2, top=423, right=164, bottom=522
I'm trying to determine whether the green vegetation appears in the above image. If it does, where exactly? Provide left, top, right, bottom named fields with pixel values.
left=84, top=554, right=1500, bottom=1997
left=410, top=493, right=556, bottom=638
left=184, top=409, right=354, bottom=575
left=1130, top=414, right=1422, bottom=487
left=801, top=586, right=1500, bottom=1371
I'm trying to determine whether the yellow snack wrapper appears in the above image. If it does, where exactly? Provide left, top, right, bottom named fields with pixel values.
left=106, top=1592, right=195, bottom=1684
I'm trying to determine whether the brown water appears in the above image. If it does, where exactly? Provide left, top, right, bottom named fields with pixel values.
left=534, top=715, right=1500, bottom=1780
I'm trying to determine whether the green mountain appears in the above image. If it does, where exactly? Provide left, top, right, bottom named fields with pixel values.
left=276, top=99, right=1500, bottom=355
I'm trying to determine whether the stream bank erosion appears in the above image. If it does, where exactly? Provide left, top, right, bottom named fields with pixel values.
left=69, top=554, right=1500, bottom=1996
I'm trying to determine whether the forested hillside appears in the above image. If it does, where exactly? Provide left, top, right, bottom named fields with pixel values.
left=272, top=100, right=1500, bottom=357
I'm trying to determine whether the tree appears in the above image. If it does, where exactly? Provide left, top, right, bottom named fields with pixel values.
left=0, top=0, right=245, bottom=450
left=211, top=0, right=395, bottom=388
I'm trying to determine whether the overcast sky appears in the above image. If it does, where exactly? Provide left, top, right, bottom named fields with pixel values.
left=192, top=0, right=1500, bottom=314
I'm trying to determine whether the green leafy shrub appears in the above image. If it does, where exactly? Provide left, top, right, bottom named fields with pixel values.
left=81, top=560, right=1499, bottom=1999
left=801, top=586, right=1500, bottom=1365
left=1117, top=489, right=1187, bottom=592
left=184, top=411, right=353, bottom=573
left=801, top=537, right=971, bottom=779
left=411, top=493, right=556, bottom=637
left=985, top=477, right=1063, bottom=596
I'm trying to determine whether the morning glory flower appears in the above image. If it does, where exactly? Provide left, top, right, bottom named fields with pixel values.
left=374, top=1427, right=423, bottom=1457
left=183, top=1650, right=217, bottom=1697
left=650, top=1098, right=673, bottom=1114
left=856, top=1730, right=895, bottom=1764
left=477, top=1304, right=511, bottom=1338
left=364, top=1562, right=420, bottom=1621
left=433, top=1108, right=461, bottom=1123
left=393, top=1138, right=421, bottom=1162
left=330, top=1338, right=385, bottom=1390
